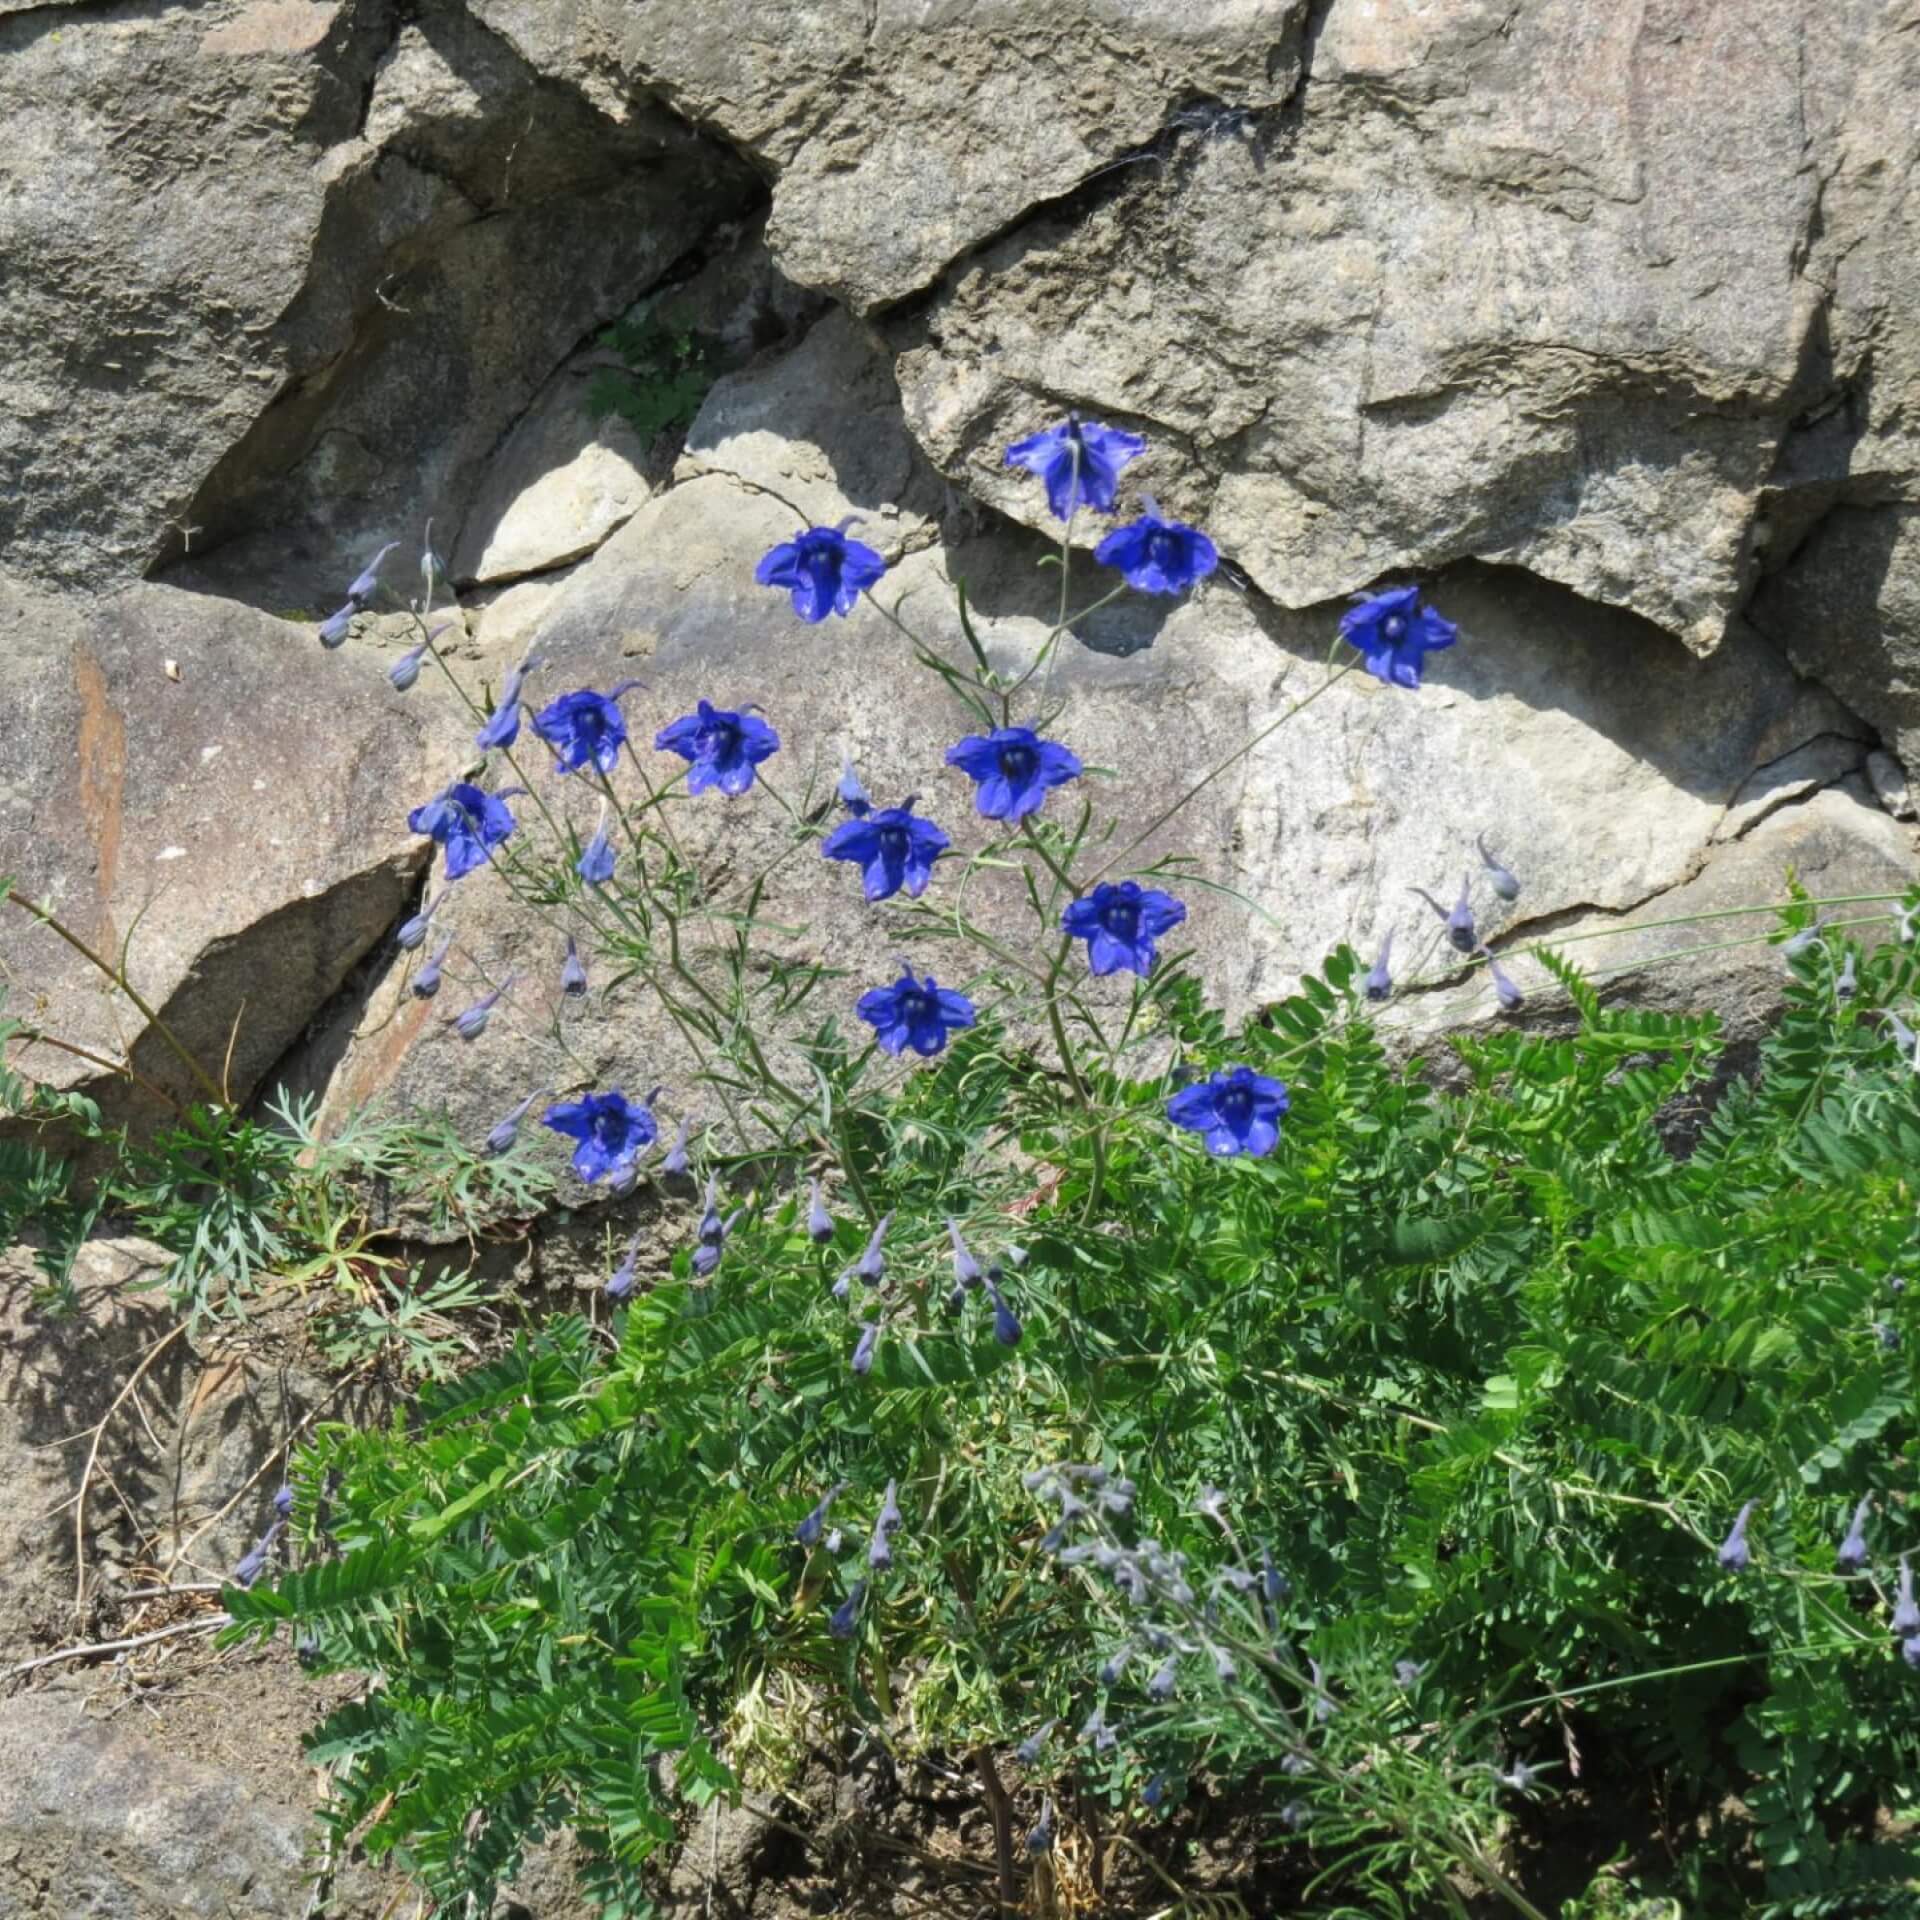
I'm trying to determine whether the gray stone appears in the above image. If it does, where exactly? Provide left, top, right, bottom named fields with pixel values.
left=467, top=0, right=1314, bottom=308
left=0, top=576, right=468, bottom=1131
left=1866, top=749, right=1915, bottom=821
left=1713, top=735, right=1869, bottom=843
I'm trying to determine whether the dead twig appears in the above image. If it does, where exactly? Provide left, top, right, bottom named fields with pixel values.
left=73, top=1321, right=190, bottom=1611
left=7, top=1611, right=229, bottom=1680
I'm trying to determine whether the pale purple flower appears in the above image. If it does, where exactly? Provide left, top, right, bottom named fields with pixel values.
left=851, top=1320, right=880, bottom=1376
left=1411, top=875, right=1476, bottom=954
left=1717, top=1500, right=1756, bottom=1572
left=948, top=1219, right=983, bottom=1288
left=451, top=973, right=517, bottom=1041
left=1025, top=1798, right=1055, bottom=1855
left=486, top=1088, right=549, bottom=1156
left=1837, top=1496, right=1872, bottom=1574
left=1364, top=930, right=1394, bottom=1003
left=1147, top=1658, right=1178, bottom=1703
left=1891, top=1557, right=1918, bottom=1637
left=561, top=935, right=589, bottom=998
left=828, top=1580, right=867, bottom=1639
left=795, top=1480, right=847, bottom=1549
left=855, top=1212, right=892, bottom=1285
left=318, top=604, right=356, bottom=649
left=806, top=1179, right=835, bottom=1244
left=662, top=1118, right=692, bottom=1176
left=346, top=541, right=399, bottom=607
left=410, top=932, right=454, bottom=1000
left=1015, top=1722, right=1055, bottom=1767
left=395, top=891, right=442, bottom=950
left=988, top=1279, right=1022, bottom=1347
left=1476, top=832, right=1520, bottom=902
left=1482, top=949, right=1524, bottom=1013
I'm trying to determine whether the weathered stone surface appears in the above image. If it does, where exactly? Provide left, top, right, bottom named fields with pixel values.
left=467, top=0, right=1313, bottom=309
left=281, top=322, right=1901, bottom=1202
left=0, top=578, right=467, bottom=1128
left=1867, top=749, right=1916, bottom=821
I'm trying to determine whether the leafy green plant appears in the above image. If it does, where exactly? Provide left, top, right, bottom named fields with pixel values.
left=584, top=310, right=713, bottom=441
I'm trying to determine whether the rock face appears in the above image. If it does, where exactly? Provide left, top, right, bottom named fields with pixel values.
left=0, top=579, right=467, bottom=1129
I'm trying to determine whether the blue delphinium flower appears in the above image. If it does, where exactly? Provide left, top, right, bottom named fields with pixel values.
left=231, top=1517, right=285, bottom=1590
left=576, top=814, right=617, bottom=887
left=485, top=1088, right=549, bottom=1156
left=410, top=932, right=453, bottom=1000
left=1147, top=1658, right=1178, bottom=1703
left=807, top=1179, right=835, bottom=1245
left=1482, top=950, right=1524, bottom=1013
left=661, top=1117, right=693, bottom=1176
left=475, top=654, right=541, bottom=752
left=796, top=1480, right=848, bottom=1549
left=531, top=682, right=644, bottom=775
left=347, top=541, right=399, bottom=607
left=1098, top=1646, right=1131, bottom=1688
left=451, top=974, right=517, bottom=1041
left=853, top=1212, right=892, bottom=1284
left=1340, top=585, right=1458, bottom=689
left=944, top=725, right=1082, bottom=822
left=395, top=891, right=442, bottom=950
left=1837, top=1496, right=1872, bottom=1573
left=821, top=801, right=950, bottom=902
left=1477, top=832, right=1521, bottom=902
left=561, top=935, right=589, bottom=998
left=409, top=782, right=518, bottom=881
left=698, top=1174, right=726, bottom=1247
left=828, top=1580, right=867, bottom=1639
left=856, top=968, right=976, bottom=1057
left=1004, top=416, right=1146, bottom=520
left=1394, top=1659, right=1425, bottom=1689
left=1166, top=1066, right=1289, bottom=1158
left=273, top=1483, right=295, bottom=1521
left=654, top=699, right=781, bottom=796
left=318, top=604, right=356, bottom=649
left=1061, top=881, right=1187, bottom=977
left=543, top=1088, right=658, bottom=1184
left=1142, top=1776, right=1168, bottom=1812
left=755, top=522, right=888, bottom=622
left=1078, top=1703, right=1119, bottom=1754
left=1015, top=1722, right=1055, bottom=1767
left=692, top=1238, right=726, bottom=1279
left=852, top=1321, right=879, bottom=1375
left=869, top=1480, right=903, bottom=1571
left=837, top=749, right=871, bottom=817
left=1717, top=1500, right=1755, bottom=1572
left=1025, top=1798, right=1056, bottom=1856
left=1364, top=930, right=1394, bottom=1002
left=1093, top=500, right=1219, bottom=596
left=1903, top=1635, right=1920, bottom=1670
left=1892, top=1558, right=1920, bottom=1637
left=1411, top=875, right=1477, bottom=954
left=388, top=637, right=431, bottom=692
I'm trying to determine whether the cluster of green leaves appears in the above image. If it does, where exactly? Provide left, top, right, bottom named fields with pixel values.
left=584, top=311, right=713, bottom=441
left=232, top=923, right=1920, bottom=1918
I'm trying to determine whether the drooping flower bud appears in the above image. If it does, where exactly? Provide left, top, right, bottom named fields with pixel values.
left=832, top=1271, right=853, bottom=1302
left=1308, top=1658, right=1335, bottom=1722
left=1837, top=1496, right=1872, bottom=1573
left=1877, top=1321, right=1901, bottom=1351
left=388, top=638, right=431, bottom=693
left=1836, top=950, right=1858, bottom=1000
left=561, top=935, right=589, bottom=998
left=795, top=1480, right=847, bottom=1549
left=1078, top=1704, right=1118, bottom=1753
left=1394, top=1659, right=1425, bottom=1688
left=948, top=1219, right=984, bottom=1288
left=1147, top=1657, right=1178, bottom=1703
left=1481, top=948, right=1524, bottom=1012
left=606, top=1229, right=644, bottom=1302
left=698, top=1175, right=726, bottom=1247
left=347, top=541, right=399, bottom=607
left=1783, top=917, right=1825, bottom=960
left=1717, top=1499, right=1756, bottom=1572
left=691, top=1241, right=722, bottom=1279
left=851, top=1320, right=880, bottom=1376
left=869, top=1480, right=902, bottom=1569
left=1498, top=1760, right=1542, bottom=1794
left=1015, top=1721, right=1055, bottom=1766
left=1476, top=832, right=1521, bottom=902
left=988, top=1279, right=1023, bottom=1347
left=1279, top=1801, right=1311, bottom=1832
left=855, top=1212, right=893, bottom=1284
left=1364, top=929, right=1394, bottom=1003
left=451, top=973, right=516, bottom=1041
left=837, top=749, right=872, bottom=817
left=1411, top=875, right=1477, bottom=954
left=273, top=1483, right=295, bottom=1520
left=486, top=1088, right=549, bottom=1157
left=411, top=932, right=454, bottom=1000
left=1098, top=1647, right=1131, bottom=1687
left=662, top=1118, right=692, bottom=1176
left=1142, top=1774, right=1167, bottom=1811
left=395, top=891, right=442, bottom=950
left=1280, top=1750, right=1310, bottom=1778
left=807, top=1179, right=835, bottom=1244
left=318, top=603, right=357, bottom=649
left=1025, top=1798, right=1055, bottom=1855
left=828, top=1580, right=867, bottom=1640
left=577, top=799, right=616, bottom=886
left=1891, top=1557, right=1918, bottom=1638
left=1211, top=1644, right=1238, bottom=1683
left=1904, top=1634, right=1920, bottom=1670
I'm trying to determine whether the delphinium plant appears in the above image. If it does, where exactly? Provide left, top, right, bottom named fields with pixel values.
left=9, top=405, right=1920, bottom=1917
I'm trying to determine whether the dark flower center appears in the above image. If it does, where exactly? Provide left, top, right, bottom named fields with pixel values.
left=1148, top=530, right=1181, bottom=571
left=1099, top=897, right=1140, bottom=940
left=1216, top=1084, right=1253, bottom=1127
left=998, top=743, right=1037, bottom=784
left=881, top=826, right=908, bottom=859
left=898, top=989, right=934, bottom=1026
left=699, top=719, right=740, bottom=761
left=1382, top=613, right=1407, bottom=640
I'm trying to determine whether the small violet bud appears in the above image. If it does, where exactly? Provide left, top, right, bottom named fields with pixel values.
left=451, top=973, right=516, bottom=1041
left=698, top=1175, right=726, bottom=1247
left=486, top=1088, right=549, bottom=1157
left=388, top=637, right=431, bottom=693
left=691, top=1241, right=722, bottom=1280
left=1147, top=1658, right=1178, bottom=1703
left=1904, top=1634, right=1920, bottom=1670
left=988, top=1279, right=1023, bottom=1348
left=837, top=749, right=872, bottom=817
left=1836, top=950, right=1858, bottom=1000
left=1480, top=948, right=1524, bottom=1013
left=827, top=1581, right=866, bottom=1640
left=855, top=1211, right=893, bottom=1284
left=1876, top=1321, right=1901, bottom=1352
left=1015, top=1721, right=1055, bottom=1767
left=410, top=932, right=454, bottom=1000
left=1098, top=1647, right=1130, bottom=1688
left=1837, top=1495, right=1872, bottom=1574
left=577, top=801, right=616, bottom=887
left=948, top=1218, right=983, bottom=1288
left=807, top=1179, right=835, bottom=1244
left=318, top=603, right=356, bottom=649
left=1142, top=1775, right=1167, bottom=1811
left=1364, top=929, right=1394, bottom=1003
left=851, top=1320, right=880, bottom=1376
left=1890, top=1557, right=1918, bottom=1638
left=795, top=1480, right=847, bottom=1549
left=1476, top=831, right=1521, bottom=902
left=1717, top=1499, right=1756, bottom=1572
left=1394, top=1659, right=1425, bottom=1688
left=395, top=891, right=442, bottom=950
left=662, top=1118, right=693, bottom=1176
left=1078, top=1704, right=1118, bottom=1754
left=1411, top=875, right=1477, bottom=954
left=272, top=1483, right=295, bottom=1521
left=561, top=935, right=589, bottom=999
left=1025, top=1798, right=1055, bottom=1855
left=346, top=540, right=399, bottom=607
left=1783, top=917, right=1824, bottom=960
left=606, top=1230, right=643, bottom=1303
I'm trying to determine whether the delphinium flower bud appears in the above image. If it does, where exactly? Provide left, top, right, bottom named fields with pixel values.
left=1891, top=1557, right=1919, bottom=1638
left=837, top=749, right=871, bottom=817
left=807, top=1179, right=835, bottom=1244
left=1308, top=1658, right=1335, bottom=1722
left=1836, top=951, right=1858, bottom=1000
left=1280, top=1750, right=1310, bottom=1778
left=388, top=637, right=431, bottom=693
left=297, top=1634, right=322, bottom=1669
left=1114, top=1558, right=1149, bottom=1606
left=1904, top=1635, right=1920, bottom=1670
left=577, top=801, right=617, bottom=888
left=1876, top=1321, right=1901, bottom=1352
left=1197, top=1486, right=1228, bottom=1526
left=485, top=1088, right=549, bottom=1156
left=1885, top=1009, right=1918, bottom=1055
left=828, top=1581, right=867, bottom=1640
left=1098, top=1647, right=1131, bottom=1687
left=854, top=1212, right=893, bottom=1283
left=1260, top=1545, right=1290, bottom=1625
left=698, top=1175, right=726, bottom=1247
left=1078, top=1704, right=1119, bottom=1754
left=833, top=1270, right=853, bottom=1302
left=560, top=935, right=589, bottom=998
left=1717, top=1500, right=1756, bottom=1572
left=395, top=891, right=442, bottom=950
left=1498, top=1760, right=1542, bottom=1795
left=347, top=541, right=400, bottom=608
left=948, top=1219, right=984, bottom=1288
left=988, top=1277, right=1023, bottom=1347
left=1142, top=1775, right=1167, bottom=1811
left=451, top=973, right=517, bottom=1040
left=273, top=1483, right=295, bottom=1520
left=1394, top=1659, right=1425, bottom=1688
left=691, top=1239, right=725, bottom=1279
left=1476, top=832, right=1521, bottom=902
left=1015, top=1722, right=1055, bottom=1766
left=1147, top=1657, right=1178, bottom=1703
left=1783, top=918, right=1825, bottom=960
left=1364, top=929, right=1394, bottom=1003
left=1210, top=1645, right=1238, bottom=1683
left=475, top=653, right=541, bottom=752
left=1481, top=949, right=1524, bottom=1013
left=318, top=604, right=357, bottom=649
left=1837, top=1496, right=1873, bottom=1573
left=1025, top=1798, right=1055, bottom=1855
left=1280, top=1801, right=1311, bottom=1833
left=825, top=1528, right=844, bottom=1554
left=869, top=1480, right=902, bottom=1570
left=231, top=1517, right=285, bottom=1589
left=851, top=1320, right=879, bottom=1376
left=1890, top=1275, right=1908, bottom=1295
left=606, top=1230, right=644, bottom=1303
left=411, top=932, right=454, bottom=1000
left=1411, top=875, right=1477, bottom=954
left=662, top=1118, right=692, bottom=1176
left=608, top=1161, right=641, bottom=1199
left=795, top=1481, right=847, bottom=1549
